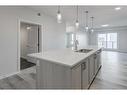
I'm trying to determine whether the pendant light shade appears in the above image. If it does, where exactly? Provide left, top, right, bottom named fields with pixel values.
left=85, top=11, right=89, bottom=31
left=90, top=16, right=94, bottom=33
left=57, top=6, right=62, bottom=23
left=75, top=6, right=79, bottom=28
left=85, top=26, right=89, bottom=30
left=91, top=29, right=94, bottom=32
left=75, top=20, right=79, bottom=28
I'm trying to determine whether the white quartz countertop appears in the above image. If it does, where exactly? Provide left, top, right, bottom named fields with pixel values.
left=28, top=46, right=102, bottom=68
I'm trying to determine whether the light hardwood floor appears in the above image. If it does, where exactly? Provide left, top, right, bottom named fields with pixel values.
left=90, top=51, right=127, bottom=89
left=0, top=51, right=127, bottom=89
left=0, top=66, right=36, bottom=89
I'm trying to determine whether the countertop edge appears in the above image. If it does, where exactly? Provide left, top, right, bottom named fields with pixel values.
left=28, top=47, right=102, bottom=68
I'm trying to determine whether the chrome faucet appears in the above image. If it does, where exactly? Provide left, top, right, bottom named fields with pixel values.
left=74, top=40, right=79, bottom=50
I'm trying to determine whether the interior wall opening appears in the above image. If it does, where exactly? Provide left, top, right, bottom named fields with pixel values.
left=20, top=22, right=41, bottom=70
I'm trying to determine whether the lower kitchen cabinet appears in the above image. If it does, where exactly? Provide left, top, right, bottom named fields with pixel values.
left=94, top=50, right=102, bottom=76
left=71, top=59, right=89, bottom=89
left=94, top=53, right=98, bottom=75
left=71, top=51, right=102, bottom=89
left=97, top=50, right=102, bottom=69
left=82, top=59, right=89, bottom=89
left=71, top=64, right=82, bottom=89
left=88, top=49, right=102, bottom=86
left=36, top=49, right=102, bottom=89
left=36, top=59, right=72, bottom=89
left=89, top=55, right=95, bottom=84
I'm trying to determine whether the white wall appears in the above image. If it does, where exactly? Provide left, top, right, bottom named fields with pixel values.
left=89, top=26, right=127, bottom=53
left=89, top=31, right=98, bottom=46
left=43, top=22, right=66, bottom=51
left=0, top=6, right=66, bottom=78
left=118, top=29, right=127, bottom=52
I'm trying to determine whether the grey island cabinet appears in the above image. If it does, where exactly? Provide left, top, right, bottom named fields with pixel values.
left=28, top=47, right=102, bottom=89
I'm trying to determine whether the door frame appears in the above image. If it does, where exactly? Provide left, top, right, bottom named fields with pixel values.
left=17, top=19, right=42, bottom=71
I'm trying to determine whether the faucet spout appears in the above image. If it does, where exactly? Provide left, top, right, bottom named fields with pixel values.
left=74, top=40, right=79, bottom=50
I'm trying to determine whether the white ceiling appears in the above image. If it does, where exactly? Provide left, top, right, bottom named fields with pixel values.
left=28, top=6, right=127, bottom=28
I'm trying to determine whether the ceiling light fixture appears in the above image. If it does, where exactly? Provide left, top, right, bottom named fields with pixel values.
left=115, top=7, right=121, bottom=10
left=57, top=6, right=62, bottom=23
left=90, top=16, right=94, bottom=33
left=85, top=11, right=89, bottom=32
left=75, top=6, right=79, bottom=28
left=101, top=24, right=109, bottom=27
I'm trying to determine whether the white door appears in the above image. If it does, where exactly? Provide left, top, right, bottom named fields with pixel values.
left=27, top=25, right=39, bottom=63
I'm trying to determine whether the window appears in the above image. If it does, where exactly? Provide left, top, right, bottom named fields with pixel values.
left=98, top=34, right=106, bottom=48
left=98, top=33, right=117, bottom=49
left=70, top=33, right=74, bottom=45
left=70, top=33, right=79, bottom=45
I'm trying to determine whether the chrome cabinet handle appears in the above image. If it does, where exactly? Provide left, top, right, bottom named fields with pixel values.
left=26, top=45, right=29, bottom=47
left=97, top=50, right=101, bottom=54
left=82, top=62, right=86, bottom=70
left=94, top=54, right=97, bottom=59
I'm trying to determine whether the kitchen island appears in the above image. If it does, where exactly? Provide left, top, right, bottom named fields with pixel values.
left=28, top=46, right=102, bottom=89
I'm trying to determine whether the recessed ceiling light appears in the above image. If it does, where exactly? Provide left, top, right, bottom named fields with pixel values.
left=115, top=7, right=121, bottom=10
left=101, top=24, right=109, bottom=27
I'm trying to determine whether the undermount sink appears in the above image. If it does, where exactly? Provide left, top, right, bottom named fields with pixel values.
left=75, top=49, right=93, bottom=53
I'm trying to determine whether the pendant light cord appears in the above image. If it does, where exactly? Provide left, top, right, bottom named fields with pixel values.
left=91, top=17, right=94, bottom=28
left=76, top=6, right=78, bottom=21
left=58, top=6, right=60, bottom=13
left=91, top=16, right=94, bottom=29
left=85, top=11, right=88, bottom=27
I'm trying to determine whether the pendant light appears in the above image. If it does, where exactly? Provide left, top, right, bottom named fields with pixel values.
left=90, top=16, right=94, bottom=33
left=85, top=11, right=89, bottom=31
left=57, top=6, right=62, bottom=23
left=75, top=6, right=79, bottom=28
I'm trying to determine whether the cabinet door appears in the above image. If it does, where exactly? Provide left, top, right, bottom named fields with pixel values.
left=71, top=64, right=82, bottom=89
left=94, top=54, right=98, bottom=75
left=97, top=50, right=101, bottom=69
left=89, top=55, right=95, bottom=84
left=82, top=59, right=89, bottom=89
left=37, top=59, right=71, bottom=89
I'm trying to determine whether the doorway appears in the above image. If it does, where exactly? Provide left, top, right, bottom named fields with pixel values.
left=20, top=22, right=41, bottom=70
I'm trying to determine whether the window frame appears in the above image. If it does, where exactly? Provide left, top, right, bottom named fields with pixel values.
left=97, top=32, right=118, bottom=50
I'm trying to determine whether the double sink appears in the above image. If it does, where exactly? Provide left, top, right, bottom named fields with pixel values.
left=75, top=49, right=93, bottom=53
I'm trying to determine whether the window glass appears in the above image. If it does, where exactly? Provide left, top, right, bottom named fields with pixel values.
left=98, top=33, right=117, bottom=49
left=98, top=34, right=106, bottom=48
